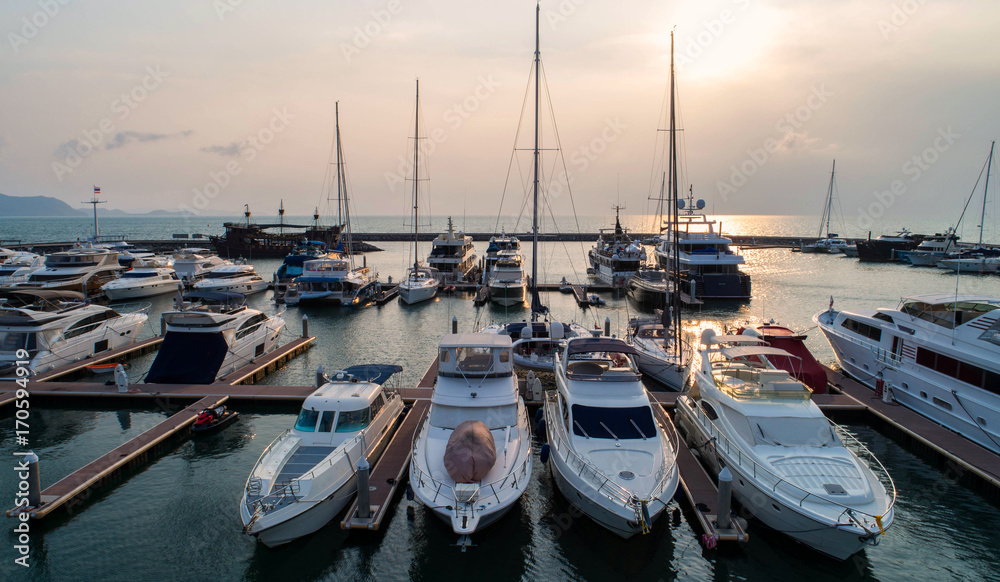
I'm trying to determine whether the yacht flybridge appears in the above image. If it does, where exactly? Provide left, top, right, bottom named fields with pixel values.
left=191, top=264, right=268, bottom=295
left=0, top=289, right=147, bottom=376
left=0, top=253, right=45, bottom=286
left=409, top=334, right=532, bottom=542
left=428, top=217, right=477, bottom=284
left=675, top=329, right=895, bottom=560
left=544, top=337, right=680, bottom=537
left=14, top=247, right=124, bottom=296
left=172, top=248, right=232, bottom=284
left=815, top=294, right=1000, bottom=455
left=241, top=364, right=405, bottom=547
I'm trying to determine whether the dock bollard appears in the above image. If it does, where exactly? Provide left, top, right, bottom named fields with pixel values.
left=604, top=317, right=611, bottom=337
left=717, top=467, right=733, bottom=529
left=452, top=316, right=458, bottom=334
left=357, top=458, right=371, bottom=519
left=25, top=451, right=41, bottom=508
left=301, top=314, right=309, bottom=338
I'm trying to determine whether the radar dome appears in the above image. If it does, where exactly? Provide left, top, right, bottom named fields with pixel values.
left=696, top=199, right=706, bottom=209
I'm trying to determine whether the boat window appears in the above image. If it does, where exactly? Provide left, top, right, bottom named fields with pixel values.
left=429, top=403, right=517, bottom=430
left=570, top=405, right=655, bottom=439
left=439, top=349, right=451, bottom=364
left=122, top=271, right=158, bottom=279
left=748, top=416, right=837, bottom=447
left=873, top=312, right=893, bottom=323
left=370, top=394, right=385, bottom=418
left=0, top=331, right=37, bottom=353
left=498, top=349, right=510, bottom=364
left=700, top=401, right=719, bottom=421
left=318, top=411, right=336, bottom=432
left=839, top=318, right=882, bottom=341
left=455, top=347, right=494, bottom=374
left=294, top=408, right=319, bottom=432
left=336, top=407, right=371, bottom=432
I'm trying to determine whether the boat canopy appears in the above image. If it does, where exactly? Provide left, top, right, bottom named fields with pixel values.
left=565, top=337, right=638, bottom=357
left=341, top=364, right=403, bottom=385
left=145, top=331, right=229, bottom=384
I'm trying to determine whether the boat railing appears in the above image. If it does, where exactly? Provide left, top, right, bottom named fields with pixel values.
left=688, top=398, right=893, bottom=531
left=110, top=301, right=152, bottom=315
left=825, top=325, right=901, bottom=366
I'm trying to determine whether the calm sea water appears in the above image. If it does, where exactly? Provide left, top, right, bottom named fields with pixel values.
left=2, top=215, right=1000, bottom=581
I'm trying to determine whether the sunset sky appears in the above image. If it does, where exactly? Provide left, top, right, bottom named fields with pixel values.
left=1, top=0, right=998, bottom=233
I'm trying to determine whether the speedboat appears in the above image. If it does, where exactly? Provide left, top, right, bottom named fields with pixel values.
left=544, top=336, right=681, bottom=537
left=409, top=334, right=532, bottom=540
left=0, top=253, right=45, bottom=286
left=589, top=206, right=645, bottom=288
left=241, top=364, right=405, bottom=546
left=674, top=329, right=896, bottom=560
left=427, top=217, right=477, bottom=284
left=625, top=316, right=692, bottom=390
left=283, top=257, right=379, bottom=307
left=172, top=248, right=232, bottom=284
left=0, top=289, right=147, bottom=376
left=14, top=247, right=124, bottom=296
left=192, top=404, right=239, bottom=435
left=481, top=320, right=593, bottom=373
left=145, top=292, right=285, bottom=383
left=815, top=294, right=1000, bottom=454
left=101, top=259, right=181, bottom=300
left=192, top=264, right=269, bottom=295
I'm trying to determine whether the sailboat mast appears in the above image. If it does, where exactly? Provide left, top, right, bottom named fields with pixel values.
left=823, top=160, right=836, bottom=238
left=335, top=102, right=354, bottom=265
left=412, top=79, right=421, bottom=273
left=531, top=0, right=541, bottom=321
left=668, top=29, right=682, bottom=358
left=979, top=141, right=995, bottom=246
left=335, top=102, right=344, bottom=229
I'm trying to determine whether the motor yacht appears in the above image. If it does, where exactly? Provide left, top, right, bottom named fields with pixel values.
left=273, top=241, right=330, bottom=299
left=481, top=320, right=593, bottom=373
left=192, top=264, right=269, bottom=295
left=625, top=316, right=692, bottom=390
left=241, top=364, right=405, bottom=547
left=283, top=257, right=379, bottom=307
left=101, top=258, right=181, bottom=300
left=855, top=229, right=925, bottom=262
left=544, top=336, right=681, bottom=537
left=427, top=217, right=477, bottom=284
left=0, top=289, right=147, bottom=376
left=0, top=253, right=46, bottom=286
left=589, top=207, right=645, bottom=288
left=145, top=292, right=285, bottom=383
left=815, top=294, right=1000, bottom=455
left=487, top=251, right=526, bottom=307
left=14, top=248, right=124, bottom=296
left=896, top=229, right=964, bottom=266
left=409, top=334, right=532, bottom=540
left=172, top=248, right=232, bottom=284
left=625, top=267, right=670, bottom=308
left=937, top=256, right=1000, bottom=274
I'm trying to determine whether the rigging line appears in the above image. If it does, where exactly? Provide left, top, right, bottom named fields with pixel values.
left=951, top=390, right=1000, bottom=457
left=494, top=60, right=537, bottom=237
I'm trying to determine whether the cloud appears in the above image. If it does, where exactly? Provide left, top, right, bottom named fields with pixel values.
left=200, top=142, right=243, bottom=157
left=104, top=130, right=193, bottom=150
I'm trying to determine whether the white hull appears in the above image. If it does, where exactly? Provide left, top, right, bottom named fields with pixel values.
left=632, top=350, right=691, bottom=391
left=193, top=279, right=269, bottom=295
left=6, top=315, right=147, bottom=375
left=937, top=258, right=999, bottom=273
left=104, top=280, right=181, bottom=300
left=490, top=283, right=526, bottom=306
left=246, top=480, right=355, bottom=547
left=399, top=283, right=438, bottom=304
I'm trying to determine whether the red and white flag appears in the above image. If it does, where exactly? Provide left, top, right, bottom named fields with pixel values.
left=94, top=186, right=101, bottom=195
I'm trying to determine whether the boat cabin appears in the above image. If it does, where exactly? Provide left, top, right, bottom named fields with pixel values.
left=292, top=366, right=400, bottom=446
left=437, top=333, right=513, bottom=378
left=561, top=337, right=640, bottom=382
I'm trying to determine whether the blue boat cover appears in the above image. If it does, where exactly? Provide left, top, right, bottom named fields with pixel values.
left=341, top=364, right=403, bottom=385
left=145, top=331, right=229, bottom=384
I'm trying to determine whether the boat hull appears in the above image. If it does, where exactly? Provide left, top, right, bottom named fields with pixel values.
left=398, top=283, right=438, bottom=304
left=104, top=281, right=181, bottom=300
left=490, top=283, right=526, bottom=306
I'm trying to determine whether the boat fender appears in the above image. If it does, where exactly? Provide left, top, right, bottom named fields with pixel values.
left=540, top=443, right=550, bottom=464
left=533, top=408, right=544, bottom=427
left=405, top=483, right=415, bottom=502
left=536, top=418, right=547, bottom=442
left=701, top=533, right=718, bottom=550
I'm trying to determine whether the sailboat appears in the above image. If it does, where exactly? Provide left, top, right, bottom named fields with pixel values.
left=626, top=29, right=692, bottom=391
left=481, top=0, right=588, bottom=371
left=801, top=161, right=848, bottom=253
left=284, top=102, right=380, bottom=307
left=398, top=80, right=440, bottom=305
left=938, top=141, right=1000, bottom=274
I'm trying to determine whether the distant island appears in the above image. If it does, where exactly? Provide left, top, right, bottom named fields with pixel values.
left=0, top=192, right=194, bottom=217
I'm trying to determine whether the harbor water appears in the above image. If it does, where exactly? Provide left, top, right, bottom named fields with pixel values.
left=2, top=215, right=1000, bottom=581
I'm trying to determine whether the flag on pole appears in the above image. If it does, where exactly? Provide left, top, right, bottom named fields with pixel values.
left=94, top=186, right=101, bottom=195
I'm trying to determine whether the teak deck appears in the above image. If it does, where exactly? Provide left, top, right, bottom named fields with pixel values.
left=341, top=399, right=431, bottom=530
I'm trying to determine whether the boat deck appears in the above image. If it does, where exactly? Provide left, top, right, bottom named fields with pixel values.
left=341, top=399, right=431, bottom=530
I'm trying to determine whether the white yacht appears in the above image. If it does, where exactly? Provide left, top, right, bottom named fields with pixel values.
left=15, top=248, right=124, bottom=296
left=409, top=334, right=532, bottom=540
left=145, top=292, right=285, bottom=383
left=544, top=336, right=681, bottom=537
left=241, top=364, right=405, bottom=547
left=192, top=264, right=268, bottom=295
left=172, top=248, right=232, bottom=284
left=283, top=257, right=379, bottom=307
left=487, top=251, right=527, bottom=307
left=0, top=289, right=147, bottom=376
left=653, top=189, right=751, bottom=300
left=0, top=253, right=46, bottom=286
left=482, top=230, right=521, bottom=281
left=427, top=217, right=477, bottom=283
left=937, top=256, right=1000, bottom=274
left=588, top=207, right=645, bottom=287
left=481, top=320, right=593, bottom=373
left=675, top=330, right=896, bottom=560
left=815, top=294, right=1000, bottom=455
left=101, top=258, right=180, bottom=300
left=896, top=229, right=964, bottom=266
left=626, top=316, right=692, bottom=390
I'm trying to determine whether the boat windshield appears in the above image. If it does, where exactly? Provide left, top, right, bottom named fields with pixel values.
left=901, top=300, right=999, bottom=329
left=0, top=331, right=38, bottom=354
left=429, top=403, right=517, bottom=430
left=336, top=408, right=371, bottom=432
left=571, top=405, right=655, bottom=439
left=294, top=409, right=320, bottom=432
left=748, top=416, right=838, bottom=447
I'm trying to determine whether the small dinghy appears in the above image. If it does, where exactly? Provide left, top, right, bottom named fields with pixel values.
left=192, top=404, right=239, bottom=434
left=85, top=362, right=129, bottom=375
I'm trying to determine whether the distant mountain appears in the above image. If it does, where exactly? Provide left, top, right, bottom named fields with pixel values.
left=0, top=192, right=81, bottom=216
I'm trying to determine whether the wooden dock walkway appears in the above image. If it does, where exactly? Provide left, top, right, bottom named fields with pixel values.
left=8, top=394, right=227, bottom=520
left=341, top=399, right=431, bottom=531
left=571, top=284, right=589, bottom=307
left=374, top=284, right=398, bottom=306
left=32, top=336, right=164, bottom=382
left=473, top=286, right=490, bottom=306
left=223, top=336, right=315, bottom=385
left=824, top=365, right=1000, bottom=492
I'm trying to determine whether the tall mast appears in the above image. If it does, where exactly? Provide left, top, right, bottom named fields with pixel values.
left=335, top=102, right=343, bottom=229
left=979, top=141, right=995, bottom=246
left=530, top=0, right=544, bottom=320
left=335, top=102, right=353, bottom=265
left=819, top=160, right=835, bottom=238
left=412, top=79, right=421, bottom=273
left=669, top=29, right=682, bottom=358
left=83, top=186, right=106, bottom=240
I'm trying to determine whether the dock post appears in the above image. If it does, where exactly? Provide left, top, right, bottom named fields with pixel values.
left=301, top=314, right=309, bottom=338
left=357, top=458, right=371, bottom=519
left=717, top=467, right=732, bottom=529
left=160, top=314, right=166, bottom=336
left=25, top=451, right=41, bottom=509
left=452, top=316, right=458, bottom=334
left=316, top=365, right=327, bottom=388
left=604, top=317, right=611, bottom=337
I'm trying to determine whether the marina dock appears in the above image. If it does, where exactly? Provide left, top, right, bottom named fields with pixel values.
left=222, top=336, right=315, bottom=386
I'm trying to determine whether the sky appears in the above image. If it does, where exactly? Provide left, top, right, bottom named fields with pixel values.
left=1, top=0, right=998, bottom=234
